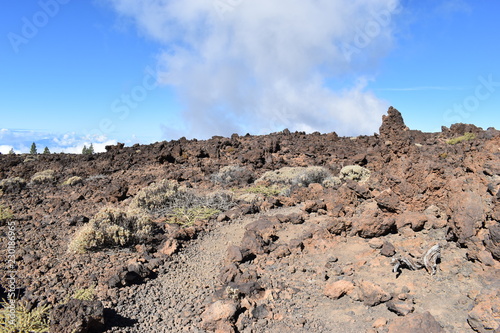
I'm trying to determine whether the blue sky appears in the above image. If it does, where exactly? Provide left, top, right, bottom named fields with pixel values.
left=0, top=0, right=499, bottom=153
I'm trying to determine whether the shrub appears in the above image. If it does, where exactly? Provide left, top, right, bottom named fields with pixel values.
left=131, top=180, right=234, bottom=226
left=446, top=132, right=476, bottom=145
left=0, top=299, right=50, bottom=333
left=339, top=165, right=371, bottom=183
left=210, top=165, right=250, bottom=185
left=0, top=177, right=27, bottom=191
left=130, top=180, right=180, bottom=213
left=86, top=174, right=107, bottom=181
left=68, top=207, right=154, bottom=253
left=322, top=176, right=342, bottom=188
left=0, top=204, right=13, bottom=222
left=61, top=286, right=95, bottom=305
left=62, top=176, right=83, bottom=186
left=31, top=170, right=55, bottom=184
left=256, top=166, right=331, bottom=187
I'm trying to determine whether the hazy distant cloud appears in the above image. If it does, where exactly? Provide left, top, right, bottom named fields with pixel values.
left=104, top=0, right=401, bottom=138
left=0, top=129, right=116, bottom=154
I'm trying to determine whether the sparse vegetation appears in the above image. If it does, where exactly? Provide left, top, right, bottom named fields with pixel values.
left=322, top=176, right=342, bottom=188
left=446, top=132, right=476, bottom=145
left=244, top=185, right=286, bottom=197
left=61, top=286, right=95, bottom=304
left=0, top=177, right=27, bottom=191
left=0, top=299, right=50, bottom=333
left=68, top=207, right=154, bottom=253
left=256, top=166, right=331, bottom=187
left=86, top=174, right=107, bottom=181
left=30, top=170, right=55, bottom=184
left=339, top=165, right=371, bottom=183
left=0, top=204, right=13, bottom=222
left=165, top=207, right=221, bottom=227
left=62, top=176, right=83, bottom=186
left=131, top=179, right=234, bottom=226
left=210, top=165, right=249, bottom=185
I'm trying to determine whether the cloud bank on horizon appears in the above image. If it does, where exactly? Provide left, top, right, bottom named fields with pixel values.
left=0, top=129, right=116, bottom=155
left=105, top=0, right=400, bottom=139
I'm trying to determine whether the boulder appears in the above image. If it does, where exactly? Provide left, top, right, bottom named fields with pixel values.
left=50, top=299, right=105, bottom=333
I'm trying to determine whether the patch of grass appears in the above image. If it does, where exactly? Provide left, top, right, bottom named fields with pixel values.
left=446, top=132, right=476, bottom=145
left=244, top=185, right=285, bottom=197
left=0, top=299, right=50, bottom=333
left=30, top=170, right=55, bottom=184
left=339, top=165, right=371, bottom=183
left=68, top=207, right=154, bottom=253
left=62, top=176, right=83, bottom=186
left=165, top=207, right=221, bottom=227
left=0, top=204, right=13, bottom=222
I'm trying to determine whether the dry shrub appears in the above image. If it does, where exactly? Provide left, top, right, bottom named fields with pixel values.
left=31, top=170, right=55, bottom=184
left=62, top=176, right=83, bottom=186
left=256, top=166, right=331, bottom=187
left=68, top=207, right=153, bottom=253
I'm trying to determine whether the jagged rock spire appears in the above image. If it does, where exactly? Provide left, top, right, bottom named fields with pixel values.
left=379, top=106, right=408, bottom=138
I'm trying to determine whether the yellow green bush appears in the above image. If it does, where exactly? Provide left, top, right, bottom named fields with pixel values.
left=165, top=207, right=221, bottom=227
left=0, top=204, right=13, bottom=222
left=446, top=132, right=476, bottom=145
left=0, top=299, right=50, bottom=333
left=61, top=286, right=95, bottom=305
left=62, top=176, right=83, bottom=186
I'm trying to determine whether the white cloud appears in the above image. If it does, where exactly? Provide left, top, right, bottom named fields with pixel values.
left=0, top=129, right=116, bottom=154
left=104, top=0, right=400, bottom=138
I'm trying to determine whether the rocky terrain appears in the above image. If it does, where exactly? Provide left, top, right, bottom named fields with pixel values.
left=0, top=107, right=499, bottom=332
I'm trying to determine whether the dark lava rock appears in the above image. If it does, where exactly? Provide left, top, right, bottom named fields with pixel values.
left=50, top=299, right=105, bottom=333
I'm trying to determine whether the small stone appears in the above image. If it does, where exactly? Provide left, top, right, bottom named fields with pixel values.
left=380, top=241, right=396, bottom=257
left=373, top=317, right=387, bottom=328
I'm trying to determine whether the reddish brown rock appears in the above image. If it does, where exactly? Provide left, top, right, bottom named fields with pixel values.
left=387, top=312, right=444, bottom=333
left=358, top=280, right=391, bottom=307
left=324, top=280, right=354, bottom=300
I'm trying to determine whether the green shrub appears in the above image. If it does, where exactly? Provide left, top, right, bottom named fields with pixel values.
left=0, top=205, right=13, bottom=222
left=446, top=132, right=476, bottom=145
left=68, top=207, right=154, bottom=253
left=62, top=176, right=83, bottom=186
left=0, top=299, right=50, bottom=333
left=256, top=166, right=331, bottom=187
left=339, top=165, right=371, bottom=182
left=210, top=165, right=249, bottom=185
left=31, top=170, right=55, bottom=184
